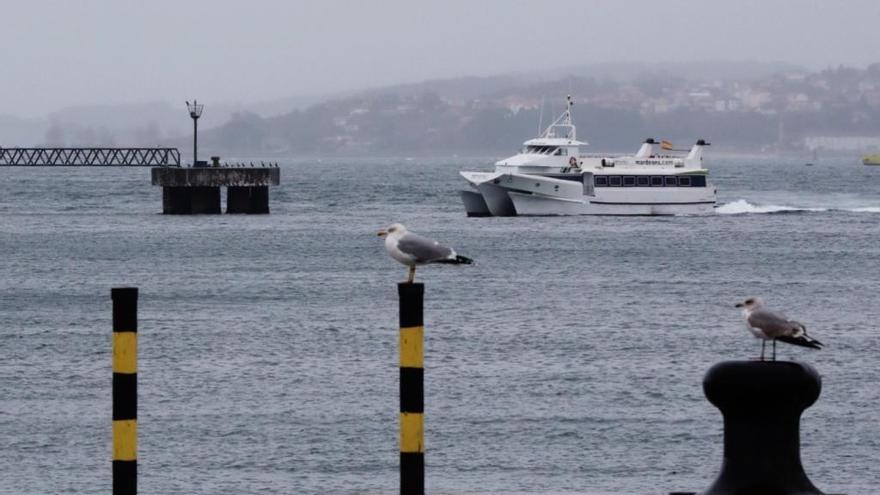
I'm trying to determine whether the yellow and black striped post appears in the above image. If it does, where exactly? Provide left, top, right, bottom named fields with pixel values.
left=398, top=282, right=424, bottom=495
left=112, top=287, right=138, bottom=495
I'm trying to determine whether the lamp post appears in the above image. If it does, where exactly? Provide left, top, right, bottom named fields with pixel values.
left=186, top=100, right=204, bottom=166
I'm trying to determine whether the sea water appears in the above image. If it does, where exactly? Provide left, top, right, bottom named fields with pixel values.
left=0, top=156, right=878, bottom=494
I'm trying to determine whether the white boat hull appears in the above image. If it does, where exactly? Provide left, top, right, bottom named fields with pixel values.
left=462, top=172, right=716, bottom=216
left=460, top=190, right=491, bottom=217
left=477, top=181, right=517, bottom=216
left=460, top=171, right=517, bottom=217
left=508, top=191, right=715, bottom=215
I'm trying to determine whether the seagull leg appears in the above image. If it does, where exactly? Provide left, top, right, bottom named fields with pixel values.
left=406, top=265, right=416, bottom=284
left=760, top=340, right=766, bottom=361
left=772, top=339, right=777, bottom=361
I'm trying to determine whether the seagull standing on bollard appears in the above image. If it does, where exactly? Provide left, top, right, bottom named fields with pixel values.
left=735, top=297, right=823, bottom=361
left=377, top=223, right=473, bottom=283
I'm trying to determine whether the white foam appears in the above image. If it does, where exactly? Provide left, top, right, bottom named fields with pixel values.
left=716, top=199, right=818, bottom=215
left=716, top=199, right=880, bottom=215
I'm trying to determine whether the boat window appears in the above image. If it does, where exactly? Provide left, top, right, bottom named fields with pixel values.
left=665, top=177, right=678, bottom=186
left=679, top=176, right=691, bottom=186
left=637, top=176, right=650, bottom=186
left=691, top=176, right=707, bottom=187
left=651, top=176, right=663, bottom=186
left=623, top=176, right=636, bottom=186
left=594, top=176, right=608, bottom=186
left=609, top=176, right=622, bottom=187
left=555, top=148, right=567, bottom=156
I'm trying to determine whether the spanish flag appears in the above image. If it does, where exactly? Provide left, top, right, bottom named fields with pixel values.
left=660, top=140, right=674, bottom=150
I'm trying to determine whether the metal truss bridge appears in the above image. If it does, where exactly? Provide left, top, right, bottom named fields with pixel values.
left=0, top=147, right=180, bottom=167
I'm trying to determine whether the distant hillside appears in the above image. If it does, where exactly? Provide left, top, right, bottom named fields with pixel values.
left=7, top=60, right=880, bottom=156
left=194, top=62, right=880, bottom=156
left=525, top=60, right=806, bottom=83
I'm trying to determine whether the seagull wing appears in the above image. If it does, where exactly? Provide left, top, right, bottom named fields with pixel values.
left=748, top=309, right=823, bottom=349
left=397, top=232, right=455, bottom=263
left=746, top=308, right=800, bottom=339
left=776, top=319, right=823, bottom=349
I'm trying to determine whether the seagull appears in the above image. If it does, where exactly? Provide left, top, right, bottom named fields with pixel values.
left=377, top=223, right=473, bottom=283
left=735, top=297, right=823, bottom=361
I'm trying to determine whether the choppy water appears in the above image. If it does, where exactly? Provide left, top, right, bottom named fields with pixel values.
left=1, top=156, right=878, bottom=494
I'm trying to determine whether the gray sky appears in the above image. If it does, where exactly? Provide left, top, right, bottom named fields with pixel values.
left=3, top=0, right=880, bottom=117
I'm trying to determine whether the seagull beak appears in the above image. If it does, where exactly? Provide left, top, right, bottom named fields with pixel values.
left=735, top=303, right=744, bottom=308
left=377, top=230, right=387, bottom=237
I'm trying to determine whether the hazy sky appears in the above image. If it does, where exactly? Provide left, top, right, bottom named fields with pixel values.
left=3, top=0, right=880, bottom=117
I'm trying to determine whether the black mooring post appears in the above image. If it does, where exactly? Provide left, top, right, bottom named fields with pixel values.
left=398, top=282, right=424, bottom=495
left=700, top=361, right=825, bottom=495
left=112, top=287, right=138, bottom=495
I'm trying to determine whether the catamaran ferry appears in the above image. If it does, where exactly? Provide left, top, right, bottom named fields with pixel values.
left=459, top=97, right=716, bottom=216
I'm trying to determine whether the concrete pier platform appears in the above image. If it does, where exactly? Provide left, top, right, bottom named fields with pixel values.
left=151, top=167, right=280, bottom=214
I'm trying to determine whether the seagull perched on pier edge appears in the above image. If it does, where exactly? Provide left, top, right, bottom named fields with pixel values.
left=735, top=297, right=823, bottom=361
left=377, top=223, right=473, bottom=283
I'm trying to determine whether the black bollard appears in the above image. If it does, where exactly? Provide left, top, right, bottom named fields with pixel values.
left=112, top=288, right=138, bottom=495
left=700, top=361, right=825, bottom=495
left=398, top=282, right=424, bottom=495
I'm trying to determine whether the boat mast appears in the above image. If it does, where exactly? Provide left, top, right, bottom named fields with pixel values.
left=541, top=95, right=576, bottom=141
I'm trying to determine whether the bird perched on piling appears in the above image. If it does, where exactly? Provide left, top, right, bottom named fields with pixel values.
left=735, top=297, right=823, bottom=361
left=377, top=223, right=472, bottom=283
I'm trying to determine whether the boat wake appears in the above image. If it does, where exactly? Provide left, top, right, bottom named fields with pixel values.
left=717, top=199, right=880, bottom=215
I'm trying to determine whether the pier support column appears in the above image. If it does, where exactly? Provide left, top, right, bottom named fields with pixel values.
left=189, top=187, right=221, bottom=214
left=161, top=186, right=220, bottom=214
left=162, top=187, right=190, bottom=214
left=700, top=361, right=825, bottom=495
left=227, top=186, right=269, bottom=214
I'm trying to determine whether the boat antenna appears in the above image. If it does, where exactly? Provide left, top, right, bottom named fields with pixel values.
left=565, top=95, right=574, bottom=139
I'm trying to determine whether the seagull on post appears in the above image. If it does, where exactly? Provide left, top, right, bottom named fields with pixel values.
left=377, top=223, right=473, bottom=283
left=735, top=297, right=823, bottom=361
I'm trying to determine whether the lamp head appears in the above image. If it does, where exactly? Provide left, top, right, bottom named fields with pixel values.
left=186, top=99, right=204, bottom=119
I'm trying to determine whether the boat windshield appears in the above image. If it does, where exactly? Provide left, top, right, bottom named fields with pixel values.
left=523, top=145, right=559, bottom=155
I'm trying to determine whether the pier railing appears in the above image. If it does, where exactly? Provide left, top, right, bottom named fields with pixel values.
left=0, top=147, right=180, bottom=167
